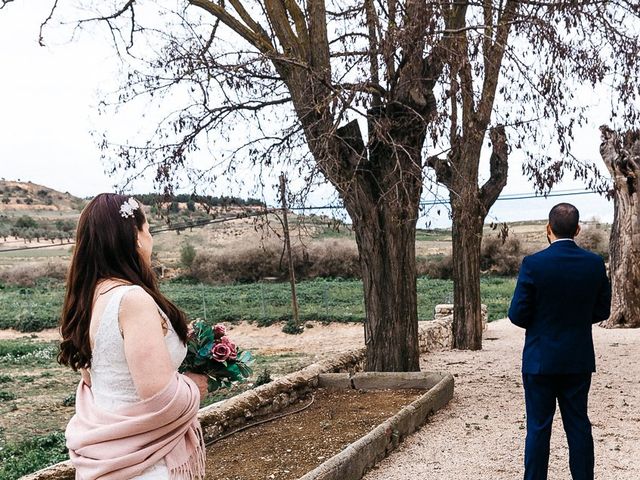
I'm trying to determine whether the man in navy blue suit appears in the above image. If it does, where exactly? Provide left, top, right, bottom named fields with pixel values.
left=509, top=203, right=611, bottom=480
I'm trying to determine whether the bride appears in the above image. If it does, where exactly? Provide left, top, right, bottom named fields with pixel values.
left=58, top=193, right=207, bottom=479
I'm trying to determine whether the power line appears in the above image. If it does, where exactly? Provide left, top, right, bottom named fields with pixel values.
left=0, top=188, right=606, bottom=254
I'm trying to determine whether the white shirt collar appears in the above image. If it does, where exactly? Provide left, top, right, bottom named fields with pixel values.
left=551, top=238, right=575, bottom=243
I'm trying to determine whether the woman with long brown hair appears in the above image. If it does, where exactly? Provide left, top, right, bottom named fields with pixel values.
left=59, top=193, right=207, bottom=480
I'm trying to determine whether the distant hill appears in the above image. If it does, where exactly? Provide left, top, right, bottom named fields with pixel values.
left=0, top=180, right=85, bottom=212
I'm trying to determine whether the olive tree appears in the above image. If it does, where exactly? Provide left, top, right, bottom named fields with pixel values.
left=599, top=127, right=640, bottom=328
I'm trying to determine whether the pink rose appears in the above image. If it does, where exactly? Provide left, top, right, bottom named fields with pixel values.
left=213, top=324, right=226, bottom=339
left=220, top=336, right=237, bottom=360
left=211, top=342, right=231, bottom=362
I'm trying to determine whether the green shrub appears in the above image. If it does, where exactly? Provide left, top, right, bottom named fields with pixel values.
left=61, top=393, right=76, bottom=407
left=281, top=319, right=304, bottom=335
left=15, top=215, right=38, bottom=229
left=0, top=432, right=68, bottom=480
left=254, top=368, right=273, bottom=387
left=0, top=390, right=16, bottom=401
left=14, top=310, right=50, bottom=332
left=0, top=340, right=57, bottom=366
left=0, top=284, right=62, bottom=331
left=180, top=244, right=197, bottom=268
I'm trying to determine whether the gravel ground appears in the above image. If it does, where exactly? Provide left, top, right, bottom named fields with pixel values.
left=364, top=319, right=640, bottom=480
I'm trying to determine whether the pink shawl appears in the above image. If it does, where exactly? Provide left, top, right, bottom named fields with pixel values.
left=66, top=373, right=205, bottom=480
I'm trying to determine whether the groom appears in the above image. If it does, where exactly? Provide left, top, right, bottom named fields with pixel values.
left=509, top=203, right=611, bottom=480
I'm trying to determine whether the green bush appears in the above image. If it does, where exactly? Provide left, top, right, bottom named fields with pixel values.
left=0, top=339, right=57, bottom=366
left=0, top=432, right=68, bottom=480
left=0, top=390, right=16, bottom=401
left=180, top=244, right=197, bottom=268
left=15, top=215, right=38, bottom=229
left=281, top=319, right=304, bottom=335
left=254, top=368, right=273, bottom=387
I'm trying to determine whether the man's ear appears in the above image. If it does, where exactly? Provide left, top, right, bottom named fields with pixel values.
left=546, top=223, right=552, bottom=236
left=574, top=224, right=581, bottom=237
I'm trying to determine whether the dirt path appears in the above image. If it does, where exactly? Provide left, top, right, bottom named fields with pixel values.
left=0, top=322, right=366, bottom=355
left=364, top=319, right=640, bottom=480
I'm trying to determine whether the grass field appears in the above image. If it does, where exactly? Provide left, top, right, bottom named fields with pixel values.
left=0, top=276, right=516, bottom=332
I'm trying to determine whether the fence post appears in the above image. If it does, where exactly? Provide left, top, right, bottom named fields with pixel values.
left=279, top=173, right=301, bottom=331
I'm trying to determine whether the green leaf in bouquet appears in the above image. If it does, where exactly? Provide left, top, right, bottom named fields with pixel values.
left=235, top=361, right=253, bottom=379
left=224, top=363, right=241, bottom=382
left=198, top=341, right=214, bottom=358
left=237, top=350, right=254, bottom=365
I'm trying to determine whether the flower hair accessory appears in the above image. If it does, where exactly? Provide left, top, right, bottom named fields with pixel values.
left=119, top=198, right=139, bottom=218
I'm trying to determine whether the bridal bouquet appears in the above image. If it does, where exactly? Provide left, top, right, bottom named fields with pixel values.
left=179, top=321, right=253, bottom=392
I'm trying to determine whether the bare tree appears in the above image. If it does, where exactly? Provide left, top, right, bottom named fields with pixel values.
left=11, top=0, right=640, bottom=361
left=599, top=126, right=640, bottom=328
left=426, top=1, right=639, bottom=349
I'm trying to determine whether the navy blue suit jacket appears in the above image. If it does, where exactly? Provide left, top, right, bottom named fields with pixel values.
left=508, top=240, right=611, bottom=374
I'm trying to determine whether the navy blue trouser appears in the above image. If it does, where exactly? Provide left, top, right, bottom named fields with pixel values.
left=523, top=373, right=594, bottom=480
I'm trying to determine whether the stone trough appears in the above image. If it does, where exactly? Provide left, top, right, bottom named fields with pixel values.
left=298, top=371, right=454, bottom=480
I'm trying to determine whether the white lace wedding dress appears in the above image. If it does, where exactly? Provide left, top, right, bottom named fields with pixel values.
left=89, top=285, right=187, bottom=479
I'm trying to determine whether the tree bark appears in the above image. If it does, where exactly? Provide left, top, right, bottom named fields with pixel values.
left=352, top=199, right=421, bottom=371
left=599, top=126, right=640, bottom=328
left=451, top=193, right=484, bottom=349
left=336, top=110, right=424, bottom=371
left=429, top=126, right=508, bottom=350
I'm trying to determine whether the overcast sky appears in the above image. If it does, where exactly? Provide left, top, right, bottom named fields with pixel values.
left=0, top=2, right=615, bottom=227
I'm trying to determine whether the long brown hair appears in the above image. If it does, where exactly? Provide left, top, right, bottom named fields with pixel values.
left=58, top=193, right=188, bottom=371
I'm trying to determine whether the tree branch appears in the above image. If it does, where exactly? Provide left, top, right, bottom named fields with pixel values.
left=477, top=0, right=519, bottom=126
left=307, top=0, right=331, bottom=80
left=426, top=155, right=454, bottom=189
left=188, top=0, right=275, bottom=54
left=365, top=0, right=382, bottom=107
left=264, top=0, right=304, bottom=58
left=228, top=0, right=272, bottom=44
left=38, top=0, right=59, bottom=46
left=480, top=124, right=509, bottom=211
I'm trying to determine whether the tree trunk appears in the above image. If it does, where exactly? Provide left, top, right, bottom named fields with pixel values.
left=450, top=190, right=484, bottom=350
left=428, top=127, right=508, bottom=350
left=351, top=201, right=421, bottom=371
left=332, top=113, right=424, bottom=372
left=600, top=127, right=640, bottom=328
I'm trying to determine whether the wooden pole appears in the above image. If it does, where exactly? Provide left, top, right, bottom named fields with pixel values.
left=279, top=173, right=301, bottom=330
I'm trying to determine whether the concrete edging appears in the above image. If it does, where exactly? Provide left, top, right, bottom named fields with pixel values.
left=298, top=373, right=455, bottom=480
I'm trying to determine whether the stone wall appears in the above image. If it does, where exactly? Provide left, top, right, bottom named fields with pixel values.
left=433, top=303, right=488, bottom=332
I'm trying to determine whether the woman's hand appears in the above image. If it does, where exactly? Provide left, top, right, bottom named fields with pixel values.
left=184, top=372, right=208, bottom=400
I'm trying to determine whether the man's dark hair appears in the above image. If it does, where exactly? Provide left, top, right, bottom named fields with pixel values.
left=549, top=203, right=580, bottom=238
